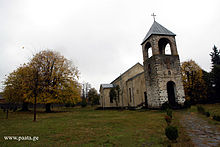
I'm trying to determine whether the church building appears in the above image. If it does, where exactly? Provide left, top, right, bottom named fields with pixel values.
left=100, top=20, right=185, bottom=109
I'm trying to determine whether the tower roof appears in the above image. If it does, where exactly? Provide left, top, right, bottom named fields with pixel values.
left=141, top=21, right=176, bottom=45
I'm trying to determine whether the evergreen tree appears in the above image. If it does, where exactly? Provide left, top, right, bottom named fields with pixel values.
left=202, top=70, right=215, bottom=102
left=210, top=45, right=220, bottom=101
left=211, top=65, right=220, bottom=101
left=210, top=45, right=220, bottom=65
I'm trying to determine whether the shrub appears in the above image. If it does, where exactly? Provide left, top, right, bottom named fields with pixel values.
left=165, top=115, right=172, bottom=125
left=65, top=103, right=71, bottom=107
left=165, top=125, right=179, bottom=141
left=166, top=109, right=173, bottom=118
left=81, top=98, right=87, bottom=107
left=213, top=115, right=220, bottom=121
left=161, top=102, right=171, bottom=110
left=65, top=103, right=75, bottom=107
left=197, top=105, right=205, bottom=114
left=205, top=112, right=210, bottom=117
left=71, top=103, right=75, bottom=107
left=183, top=100, right=191, bottom=108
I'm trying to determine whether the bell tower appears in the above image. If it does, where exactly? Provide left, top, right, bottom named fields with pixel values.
left=141, top=20, right=185, bottom=108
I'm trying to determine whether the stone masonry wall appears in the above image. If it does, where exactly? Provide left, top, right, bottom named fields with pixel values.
left=143, top=35, right=185, bottom=108
left=112, top=63, right=144, bottom=107
left=144, top=55, right=185, bottom=108
left=126, top=72, right=146, bottom=107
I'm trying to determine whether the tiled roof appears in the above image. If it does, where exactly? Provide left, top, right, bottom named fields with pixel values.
left=0, top=94, right=4, bottom=100
left=141, top=21, right=176, bottom=45
left=100, top=84, right=114, bottom=89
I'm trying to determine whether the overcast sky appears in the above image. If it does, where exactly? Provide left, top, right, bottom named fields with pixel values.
left=0, top=0, right=220, bottom=92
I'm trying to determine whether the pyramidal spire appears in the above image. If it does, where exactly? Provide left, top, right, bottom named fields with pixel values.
left=141, top=21, right=176, bottom=45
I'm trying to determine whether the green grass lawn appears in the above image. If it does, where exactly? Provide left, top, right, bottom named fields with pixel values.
left=198, top=103, right=220, bottom=116
left=0, top=106, right=192, bottom=147
left=190, top=103, right=220, bottom=126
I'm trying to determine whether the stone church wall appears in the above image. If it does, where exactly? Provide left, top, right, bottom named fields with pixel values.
left=112, top=63, right=144, bottom=107
left=144, top=55, right=185, bottom=108
left=100, top=87, right=118, bottom=108
left=100, top=21, right=186, bottom=109
left=126, top=72, right=146, bottom=107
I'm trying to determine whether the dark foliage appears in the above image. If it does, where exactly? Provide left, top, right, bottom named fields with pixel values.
left=161, top=102, right=171, bottom=110
left=109, top=88, right=117, bottom=103
left=210, top=45, right=220, bottom=102
left=109, top=85, right=120, bottom=106
left=165, top=125, right=179, bottom=141
left=81, top=98, right=87, bottom=107
left=20, top=102, right=29, bottom=111
left=213, top=115, right=220, bottom=121
left=205, top=111, right=210, bottom=117
left=183, top=100, right=191, bottom=108
left=165, top=115, right=172, bottom=125
left=88, top=88, right=100, bottom=106
left=65, top=103, right=75, bottom=107
left=210, top=45, right=220, bottom=65
left=166, top=109, right=173, bottom=118
left=211, top=65, right=220, bottom=101
left=197, top=105, right=205, bottom=114
left=65, top=103, right=71, bottom=107
left=45, top=103, right=52, bottom=112
left=202, top=70, right=215, bottom=103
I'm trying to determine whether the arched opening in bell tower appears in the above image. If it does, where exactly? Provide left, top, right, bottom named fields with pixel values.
left=145, top=42, right=153, bottom=58
left=165, top=44, right=171, bottom=55
left=158, top=38, right=172, bottom=55
left=167, top=81, right=177, bottom=106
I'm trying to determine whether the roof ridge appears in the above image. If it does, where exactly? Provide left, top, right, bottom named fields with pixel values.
left=141, top=21, right=176, bottom=45
left=127, top=71, right=144, bottom=82
left=110, top=62, right=143, bottom=84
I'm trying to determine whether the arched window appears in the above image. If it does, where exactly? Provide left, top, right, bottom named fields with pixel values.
left=145, top=42, right=153, bottom=58
left=148, top=47, right=153, bottom=58
left=158, top=38, right=172, bottom=55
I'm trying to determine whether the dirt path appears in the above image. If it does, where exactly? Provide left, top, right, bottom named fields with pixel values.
left=180, top=112, right=220, bottom=147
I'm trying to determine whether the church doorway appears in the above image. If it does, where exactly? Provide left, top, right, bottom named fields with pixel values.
left=167, top=81, right=176, bottom=106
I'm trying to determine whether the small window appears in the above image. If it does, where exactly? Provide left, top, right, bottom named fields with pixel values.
left=118, top=92, right=120, bottom=103
left=110, top=92, right=113, bottom=103
left=129, top=88, right=132, bottom=102
left=168, top=71, right=171, bottom=75
left=110, top=97, right=113, bottom=103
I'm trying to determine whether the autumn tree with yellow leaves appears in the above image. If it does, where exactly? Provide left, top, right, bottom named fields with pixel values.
left=3, top=64, right=31, bottom=111
left=181, top=60, right=207, bottom=104
left=3, top=50, right=81, bottom=113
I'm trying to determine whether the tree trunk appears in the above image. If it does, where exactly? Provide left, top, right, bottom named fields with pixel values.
left=6, top=109, right=8, bottom=119
left=21, top=102, right=29, bottom=111
left=115, top=99, right=118, bottom=108
left=33, top=95, right=37, bottom=121
left=45, top=103, right=52, bottom=112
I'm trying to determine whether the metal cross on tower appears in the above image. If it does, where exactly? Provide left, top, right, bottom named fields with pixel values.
left=151, top=13, right=156, bottom=21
